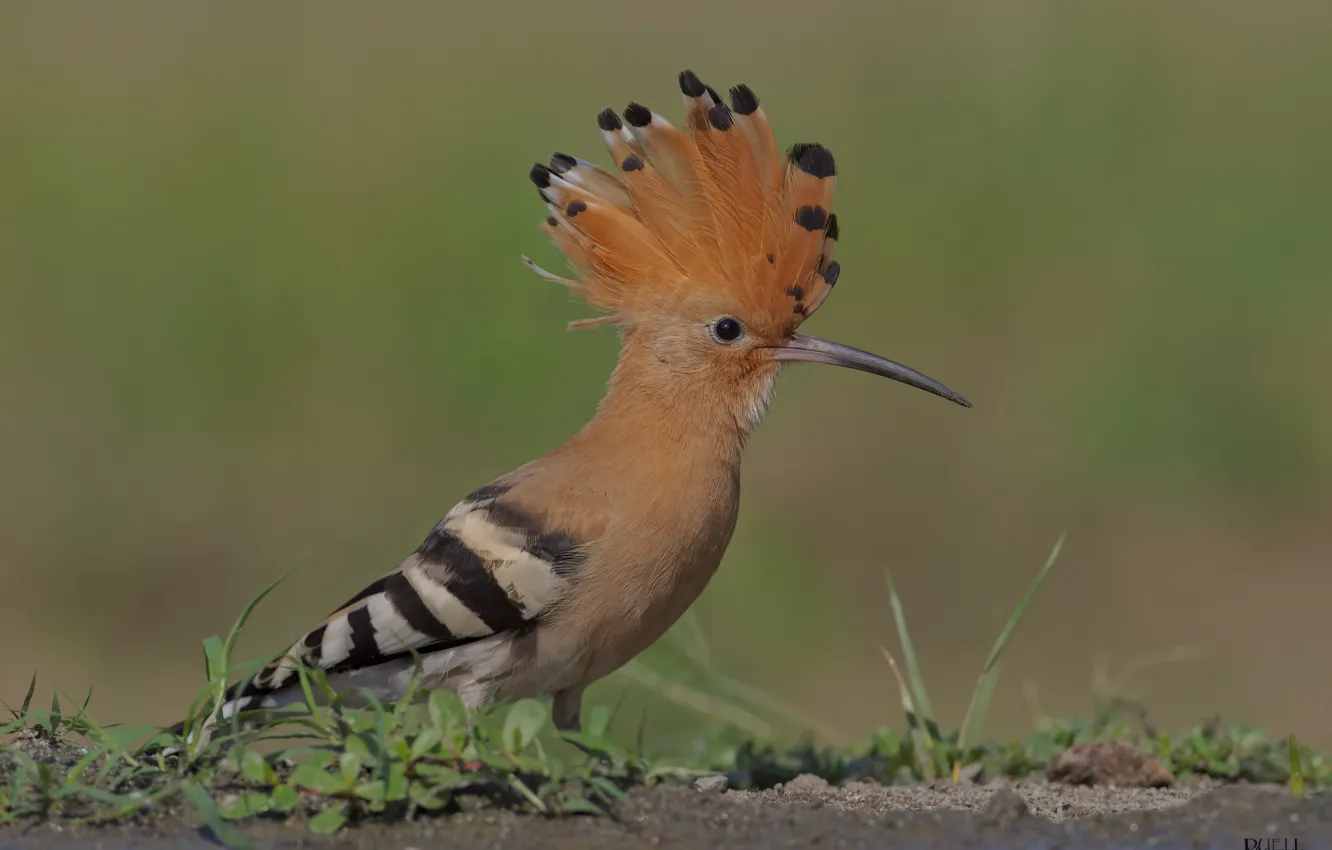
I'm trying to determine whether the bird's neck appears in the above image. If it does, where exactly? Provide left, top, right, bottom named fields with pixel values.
left=570, top=338, right=758, bottom=471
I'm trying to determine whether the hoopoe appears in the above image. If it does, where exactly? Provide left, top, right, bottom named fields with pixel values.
left=213, top=70, right=970, bottom=735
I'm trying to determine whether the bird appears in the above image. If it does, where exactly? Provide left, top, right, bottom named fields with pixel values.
left=210, top=69, right=971, bottom=737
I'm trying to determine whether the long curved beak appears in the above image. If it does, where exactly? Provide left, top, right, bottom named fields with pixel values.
left=769, top=333, right=972, bottom=408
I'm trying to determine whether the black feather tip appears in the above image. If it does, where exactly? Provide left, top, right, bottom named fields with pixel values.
left=597, top=107, right=622, bottom=132
left=566, top=200, right=587, bottom=217
left=529, top=163, right=552, bottom=189
left=549, top=153, right=576, bottom=175
left=708, top=104, right=734, bottom=131
left=729, top=84, right=759, bottom=115
left=703, top=84, right=723, bottom=105
left=790, top=143, right=836, bottom=178
left=624, top=102, right=653, bottom=127
left=825, top=213, right=840, bottom=242
left=621, top=154, right=644, bottom=172
left=678, top=69, right=706, bottom=98
left=794, top=205, right=829, bottom=232
left=822, top=261, right=841, bottom=287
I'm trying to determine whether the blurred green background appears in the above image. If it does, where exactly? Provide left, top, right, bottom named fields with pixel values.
left=2, top=2, right=1329, bottom=752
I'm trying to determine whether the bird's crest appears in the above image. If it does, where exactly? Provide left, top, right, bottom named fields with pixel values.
left=526, top=70, right=841, bottom=338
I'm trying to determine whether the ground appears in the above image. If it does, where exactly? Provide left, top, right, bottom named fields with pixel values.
left=2, top=775, right=1325, bottom=849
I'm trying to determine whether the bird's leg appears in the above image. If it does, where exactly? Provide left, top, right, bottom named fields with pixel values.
left=552, top=686, right=584, bottom=733
left=554, top=686, right=614, bottom=765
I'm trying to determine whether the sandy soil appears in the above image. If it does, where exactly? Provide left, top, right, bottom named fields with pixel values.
left=1, top=774, right=1324, bottom=849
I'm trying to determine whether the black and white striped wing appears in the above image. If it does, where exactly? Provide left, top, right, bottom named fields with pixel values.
left=222, top=481, right=604, bottom=716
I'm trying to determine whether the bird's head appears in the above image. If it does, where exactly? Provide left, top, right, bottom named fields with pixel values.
left=526, top=70, right=970, bottom=434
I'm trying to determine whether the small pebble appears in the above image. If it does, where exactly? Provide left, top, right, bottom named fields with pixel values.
left=984, top=789, right=1030, bottom=821
left=693, top=774, right=729, bottom=793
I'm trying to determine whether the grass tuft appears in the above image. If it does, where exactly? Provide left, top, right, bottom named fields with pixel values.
left=1291, top=733, right=1305, bottom=798
left=881, top=535, right=1065, bottom=782
left=2, top=536, right=1327, bottom=843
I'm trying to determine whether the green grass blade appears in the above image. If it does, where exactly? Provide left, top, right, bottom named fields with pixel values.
left=879, top=645, right=937, bottom=780
left=48, top=692, right=62, bottom=733
left=202, top=636, right=225, bottom=682
left=309, top=805, right=347, bottom=834
left=1091, top=644, right=1204, bottom=705
left=1290, top=733, right=1305, bottom=797
left=957, top=533, right=1065, bottom=754
left=507, top=775, right=547, bottom=813
left=221, top=570, right=291, bottom=665
left=361, top=689, right=394, bottom=800
left=666, top=608, right=714, bottom=673
left=59, top=749, right=103, bottom=792
left=884, top=569, right=939, bottom=742
left=20, top=672, right=37, bottom=716
left=703, top=671, right=851, bottom=746
left=976, top=534, right=1065, bottom=679
left=958, top=660, right=1000, bottom=758
left=615, top=660, right=773, bottom=739
left=192, top=571, right=291, bottom=755
left=183, top=782, right=254, bottom=850
left=102, top=724, right=158, bottom=755
left=295, top=664, right=331, bottom=736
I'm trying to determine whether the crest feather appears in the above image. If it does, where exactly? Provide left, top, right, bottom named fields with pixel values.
left=529, top=69, right=841, bottom=336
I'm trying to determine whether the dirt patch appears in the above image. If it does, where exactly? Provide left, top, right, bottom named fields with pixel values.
left=727, top=771, right=1210, bottom=820
left=3, top=778, right=1325, bottom=849
left=1044, top=739, right=1178, bottom=788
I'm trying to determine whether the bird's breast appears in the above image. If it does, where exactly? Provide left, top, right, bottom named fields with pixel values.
left=553, top=469, right=741, bottom=681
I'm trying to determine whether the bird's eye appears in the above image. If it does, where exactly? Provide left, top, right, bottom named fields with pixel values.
left=712, top=317, right=744, bottom=343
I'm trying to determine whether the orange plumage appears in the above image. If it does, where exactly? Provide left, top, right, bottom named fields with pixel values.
left=530, top=70, right=842, bottom=341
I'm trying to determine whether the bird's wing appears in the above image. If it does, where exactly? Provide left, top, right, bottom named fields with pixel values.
left=222, top=469, right=611, bottom=714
